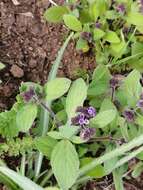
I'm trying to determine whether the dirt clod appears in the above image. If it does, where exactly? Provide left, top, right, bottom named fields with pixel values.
left=10, top=65, right=24, bottom=78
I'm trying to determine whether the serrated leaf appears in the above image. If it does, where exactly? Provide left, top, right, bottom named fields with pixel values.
left=66, top=78, right=87, bottom=119
left=44, top=6, right=69, bottom=23
left=104, top=31, right=120, bottom=43
left=51, top=140, right=79, bottom=190
left=44, top=78, right=71, bottom=101
left=16, top=104, right=38, bottom=132
left=91, top=110, right=116, bottom=128
left=63, top=14, right=82, bottom=31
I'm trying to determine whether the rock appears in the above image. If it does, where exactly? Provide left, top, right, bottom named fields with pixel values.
left=10, top=65, right=24, bottom=78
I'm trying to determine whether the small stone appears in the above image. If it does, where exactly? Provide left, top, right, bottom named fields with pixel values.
left=10, top=65, right=24, bottom=78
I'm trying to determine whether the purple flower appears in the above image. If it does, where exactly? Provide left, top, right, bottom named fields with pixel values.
left=21, top=87, right=36, bottom=102
left=95, top=22, right=101, bottom=28
left=71, top=113, right=88, bottom=126
left=123, top=109, right=135, bottom=122
left=81, top=32, right=92, bottom=42
left=137, top=99, right=143, bottom=109
left=116, top=4, right=125, bottom=13
left=80, top=127, right=95, bottom=141
left=87, top=107, right=96, bottom=118
left=110, top=77, right=119, bottom=89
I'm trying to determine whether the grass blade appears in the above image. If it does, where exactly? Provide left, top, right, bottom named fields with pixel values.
left=35, top=32, right=74, bottom=177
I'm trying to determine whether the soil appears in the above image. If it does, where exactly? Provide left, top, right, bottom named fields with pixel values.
left=0, top=0, right=142, bottom=190
left=0, top=0, right=95, bottom=111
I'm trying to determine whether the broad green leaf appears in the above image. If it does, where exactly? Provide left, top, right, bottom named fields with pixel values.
left=0, top=62, right=5, bottom=70
left=127, top=12, right=143, bottom=27
left=104, top=31, right=120, bottom=43
left=63, top=14, right=82, bottom=32
left=76, top=38, right=89, bottom=52
left=66, top=78, right=87, bottom=119
left=89, top=3, right=99, bottom=21
left=110, top=41, right=126, bottom=57
left=16, top=104, right=38, bottom=132
left=35, top=136, right=57, bottom=159
left=80, top=157, right=105, bottom=178
left=121, top=69, right=142, bottom=107
left=51, top=140, right=79, bottom=190
left=132, top=42, right=143, bottom=55
left=91, top=110, right=116, bottom=128
left=0, top=167, right=43, bottom=190
left=44, top=6, right=69, bottom=23
left=93, top=28, right=105, bottom=41
left=44, top=78, right=71, bottom=101
left=59, top=125, right=79, bottom=139
left=88, top=65, right=111, bottom=96
left=47, top=131, right=63, bottom=140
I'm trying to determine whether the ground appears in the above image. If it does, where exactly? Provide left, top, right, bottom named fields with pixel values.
left=0, top=0, right=142, bottom=189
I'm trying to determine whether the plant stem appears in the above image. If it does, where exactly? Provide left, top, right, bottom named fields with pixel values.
left=34, top=32, right=74, bottom=178
left=40, top=169, right=53, bottom=187
left=20, top=153, right=26, bottom=176
left=79, top=134, right=143, bottom=177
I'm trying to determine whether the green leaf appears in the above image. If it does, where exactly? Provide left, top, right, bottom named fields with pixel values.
left=121, top=69, right=142, bottom=107
left=45, top=188, right=59, bottom=190
left=93, top=28, right=105, bottom=41
left=0, top=110, right=18, bottom=138
left=0, top=62, right=5, bottom=70
left=89, top=3, right=99, bottom=21
left=132, top=162, right=143, bottom=178
left=88, top=65, right=111, bottom=96
left=91, top=110, right=116, bottom=128
left=44, top=78, right=71, bottom=101
left=113, top=169, right=124, bottom=190
left=44, top=6, right=69, bottom=23
left=47, top=131, right=63, bottom=140
left=76, top=38, right=89, bottom=52
left=104, top=31, right=120, bottom=43
left=59, top=125, right=79, bottom=139
left=80, top=157, right=105, bottom=178
left=63, top=14, right=82, bottom=32
left=66, top=78, right=87, bottom=119
left=35, top=136, right=57, bottom=159
left=16, top=104, right=38, bottom=132
left=0, top=167, right=43, bottom=190
left=110, top=41, right=126, bottom=57
left=127, top=12, right=143, bottom=27
left=51, top=140, right=79, bottom=190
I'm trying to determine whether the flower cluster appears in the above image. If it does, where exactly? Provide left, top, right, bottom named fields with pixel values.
left=71, top=106, right=96, bottom=140
left=21, top=87, right=36, bottom=103
left=123, top=109, right=135, bottom=123
left=81, top=32, right=92, bottom=43
left=116, top=4, right=126, bottom=13
left=137, top=93, right=143, bottom=110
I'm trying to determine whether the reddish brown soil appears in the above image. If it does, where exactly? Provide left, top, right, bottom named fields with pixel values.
left=0, top=0, right=95, bottom=110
